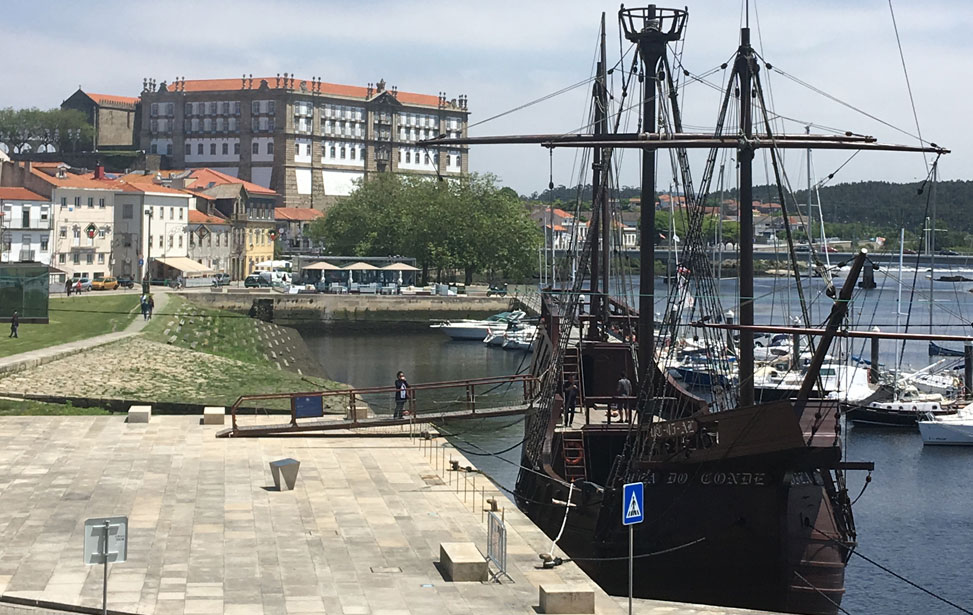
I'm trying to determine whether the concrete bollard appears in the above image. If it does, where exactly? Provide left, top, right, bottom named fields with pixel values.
left=127, top=405, right=152, bottom=423
left=202, top=406, right=225, bottom=425
left=439, top=543, right=487, bottom=582
left=539, top=585, right=595, bottom=614
left=269, top=458, right=300, bottom=491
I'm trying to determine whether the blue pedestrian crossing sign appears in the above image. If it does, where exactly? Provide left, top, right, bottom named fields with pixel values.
left=622, top=482, right=644, bottom=525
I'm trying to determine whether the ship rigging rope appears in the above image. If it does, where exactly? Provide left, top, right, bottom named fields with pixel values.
left=791, top=570, right=853, bottom=615
left=765, top=60, right=928, bottom=146
left=887, top=0, right=929, bottom=172
left=810, top=529, right=973, bottom=615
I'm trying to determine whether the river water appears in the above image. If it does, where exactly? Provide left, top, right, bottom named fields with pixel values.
left=301, top=273, right=973, bottom=615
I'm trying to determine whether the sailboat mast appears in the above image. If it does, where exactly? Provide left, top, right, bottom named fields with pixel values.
left=588, top=14, right=607, bottom=337
left=598, top=15, right=611, bottom=326
left=736, top=26, right=757, bottom=406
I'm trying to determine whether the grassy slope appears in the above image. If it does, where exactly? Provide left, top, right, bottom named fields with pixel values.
left=0, top=294, right=139, bottom=358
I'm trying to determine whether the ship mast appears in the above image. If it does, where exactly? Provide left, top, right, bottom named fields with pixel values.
left=620, top=4, right=688, bottom=377
left=735, top=26, right=757, bottom=406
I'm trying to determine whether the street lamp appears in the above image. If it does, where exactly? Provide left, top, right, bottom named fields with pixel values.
left=142, top=208, right=153, bottom=294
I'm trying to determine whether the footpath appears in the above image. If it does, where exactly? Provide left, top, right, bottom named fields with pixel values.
left=0, top=292, right=171, bottom=376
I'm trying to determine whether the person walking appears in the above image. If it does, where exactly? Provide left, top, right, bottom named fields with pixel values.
left=9, top=312, right=18, bottom=338
left=147, top=295, right=155, bottom=319
left=563, top=375, right=579, bottom=427
left=65, top=280, right=72, bottom=297
left=140, top=295, right=149, bottom=320
left=393, top=371, right=410, bottom=419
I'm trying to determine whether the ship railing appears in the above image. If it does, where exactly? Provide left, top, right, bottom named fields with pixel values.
left=227, top=373, right=539, bottom=433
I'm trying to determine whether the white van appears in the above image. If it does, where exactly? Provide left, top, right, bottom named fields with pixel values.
left=258, top=270, right=290, bottom=285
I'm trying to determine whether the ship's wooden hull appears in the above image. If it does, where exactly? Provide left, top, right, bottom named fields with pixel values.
left=516, top=400, right=853, bottom=615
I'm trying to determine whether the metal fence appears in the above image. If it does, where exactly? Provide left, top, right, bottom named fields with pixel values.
left=486, top=511, right=509, bottom=582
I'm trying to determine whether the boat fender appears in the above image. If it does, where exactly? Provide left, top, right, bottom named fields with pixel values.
left=565, top=449, right=585, bottom=466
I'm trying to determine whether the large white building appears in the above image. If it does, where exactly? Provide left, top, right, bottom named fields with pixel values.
left=0, top=187, right=53, bottom=266
left=138, top=76, right=469, bottom=209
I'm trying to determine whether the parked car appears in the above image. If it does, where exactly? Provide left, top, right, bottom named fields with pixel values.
left=818, top=246, right=838, bottom=253
left=74, top=277, right=92, bottom=292
left=91, top=276, right=119, bottom=290
left=244, top=274, right=271, bottom=288
left=117, top=276, right=135, bottom=289
left=902, top=248, right=917, bottom=255
left=213, top=273, right=231, bottom=286
left=939, top=248, right=959, bottom=256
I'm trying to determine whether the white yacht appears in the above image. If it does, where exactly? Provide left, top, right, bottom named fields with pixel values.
left=430, top=310, right=526, bottom=341
left=919, top=403, right=973, bottom=445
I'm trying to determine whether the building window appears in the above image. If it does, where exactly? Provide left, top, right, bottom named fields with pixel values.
left=329, top=145, right=336, bottom=158
left=424, top=153, right=430, bottom=164
left=60, top=226, right=67, bottom=238
left=267, top=142, right=274, bottom=155
left=197, top=143, right=203, bottom=155
left=123, top=204, right=133, bottom=219
left=252, top=101, right=259, bottom=114
left=406, top=152, right=411, bottom=163
left=179, top=208, right=183, bottom=220
left=234, top=142, right=240, bottom=155
left=74, top=196, right=81, bottom=207
left=456, top=153, right=462, bottom=166
left=210, top=143, right=216, bottom=155
left=169, top=207, right=174, bottom=220
left=87, top=197, right=93, bottom=208
left=222, top=143, right=228, bottom=155
left=397, top=150, right=401, bottom=163
left=268, top=101, right=275, bottom=114
left=60, top=197, right=66, bottom=207
left=350, top=148, right=356, bottom=160
left=340, top=147, right=346, bottom=159
left=168, top=236, right=173, bottom=248
left=178, top=235, right=183, bottom=248
left=186, top=143, right=191, bottom=156
left=59, top=253, right=65, bottom=264
left=150, top=143, right=158, bottom=154
left=99, top=198, right=105, bottom=208
left=72, top=253, right=80, bottom=264
left=98, top=253, right=105, bottom=264
left=295, top=143, right=300, bottom=156
left=73, top=228, right=80, bottom=239
left=252, top=142, right=259, bottom=154
left=40, top=237, right=48, bottom=251
left=86, top=253, right=93, bottom=264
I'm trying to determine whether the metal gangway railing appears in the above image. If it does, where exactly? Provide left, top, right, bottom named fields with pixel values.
left=217, top=373, right=540, bottom=437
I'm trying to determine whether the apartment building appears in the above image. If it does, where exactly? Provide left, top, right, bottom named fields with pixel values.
left=138, top=76, right=469, bottom=209
left=0, top=188, right=53, bottom=267
left=187, top=209, right=231, bottom=273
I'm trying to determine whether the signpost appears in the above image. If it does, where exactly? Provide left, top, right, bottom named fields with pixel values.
left=84, top=516, right=128, bottom=615
left=621, top=483, right=644, bottom=615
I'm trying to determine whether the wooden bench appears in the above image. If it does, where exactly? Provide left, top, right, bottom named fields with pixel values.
left=439, top=542, right=487, bottom=582
left=127, top=405, right=151, bottom=423
left=539, top=584, right=595, bottom=614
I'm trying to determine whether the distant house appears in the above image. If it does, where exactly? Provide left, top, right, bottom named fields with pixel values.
left=275, top=207, right=324, bottom=253
left=0, top=187, right=53, bottom=268
left=60, top=89, right=140, bottom=150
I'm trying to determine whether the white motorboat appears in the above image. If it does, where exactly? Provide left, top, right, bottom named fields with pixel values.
left=430, top=310, right=526, bottom=340
left=919, top=403, right=973, bottom=445
left=502, top=325, right=537, bottom=352
left=482, top=330, right=507, bottom=346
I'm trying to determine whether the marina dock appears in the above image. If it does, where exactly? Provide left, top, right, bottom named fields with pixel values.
left=0, top=416, right=777, bottom=615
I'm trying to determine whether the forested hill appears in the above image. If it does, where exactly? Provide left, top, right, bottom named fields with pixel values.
left=526, top=180, right=973, bottom=233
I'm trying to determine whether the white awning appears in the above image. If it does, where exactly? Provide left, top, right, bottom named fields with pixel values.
left=302, top=261, right=342, bottom=271
left=153, top=256, right=213, bottom=275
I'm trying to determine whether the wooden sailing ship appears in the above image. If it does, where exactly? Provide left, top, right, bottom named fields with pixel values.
left=425, top=5, right=949, bottom=614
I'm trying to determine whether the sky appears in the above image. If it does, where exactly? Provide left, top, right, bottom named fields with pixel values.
left=3, top=1, right=970, bottom=196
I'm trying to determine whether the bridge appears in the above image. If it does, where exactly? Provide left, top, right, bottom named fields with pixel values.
left=216, top=374, right=538, bottom=438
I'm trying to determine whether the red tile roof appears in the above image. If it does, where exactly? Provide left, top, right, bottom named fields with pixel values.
left=169, top=77, right=443, bottom=108
left=188, top=209, right=228, bottom=224
left=84, top=92, right=140, bottom=107
left=188, top=168, right=277, bottom=196
left=0, top=187, right=48, bottom=201
left=275, top=207, right=323, bottom=222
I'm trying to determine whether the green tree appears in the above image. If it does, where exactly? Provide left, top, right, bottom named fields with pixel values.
left=0, top=107, right=93, bottom=154
left=306, top=173, right=541, bottom=283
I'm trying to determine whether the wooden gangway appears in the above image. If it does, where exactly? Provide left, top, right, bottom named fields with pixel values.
left=216, top=373, right=538, bottom=438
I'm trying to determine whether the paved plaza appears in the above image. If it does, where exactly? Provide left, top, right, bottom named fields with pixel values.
left=0, top=416, right=615, bottom=615
left=0, top=416, right=771, bottom=615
